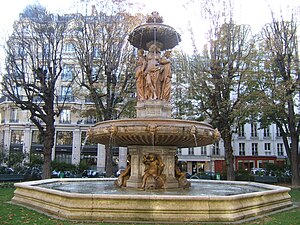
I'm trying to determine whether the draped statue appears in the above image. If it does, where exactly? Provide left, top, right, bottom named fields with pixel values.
left=135, top=44, right=172, bottom=102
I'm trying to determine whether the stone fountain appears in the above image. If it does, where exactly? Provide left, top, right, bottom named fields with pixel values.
left=12, top=12, right=292, bottom=223
left=88, top=11, right=221, bottom=190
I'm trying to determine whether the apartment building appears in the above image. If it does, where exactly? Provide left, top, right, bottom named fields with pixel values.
left=178, top=122, right=288, bottom=175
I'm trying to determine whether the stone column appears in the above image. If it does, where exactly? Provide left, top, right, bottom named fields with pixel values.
left=126, top=146, right=144, bottom=188
left=72, top=127, right=81, bottom=165
left=118, top=147, right=127, bottom=169
left=52, top=131, right=56, bottom=161
left=3, top=125, right=11, bottom=158
left=97, top=144, right=106, bottom=173
left=160, top=147, right=178, bottom=188
left=23, top=123, right=31, bottom=164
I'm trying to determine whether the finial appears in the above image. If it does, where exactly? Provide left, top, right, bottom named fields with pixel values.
left=146, top=11, right=163, bottom=23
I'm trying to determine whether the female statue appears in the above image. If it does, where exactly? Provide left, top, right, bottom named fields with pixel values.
left=144, top=44, right=161, bottom=100
left=159, top=50, right=172, bottom=101
left=135, top=49, right=146, bottom=101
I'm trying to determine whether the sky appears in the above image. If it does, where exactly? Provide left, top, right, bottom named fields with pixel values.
left=0, top=0, right=299, bottom=71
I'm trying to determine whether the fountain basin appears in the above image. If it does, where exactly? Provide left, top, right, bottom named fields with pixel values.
left=12, top=178, right=292, bottom=223
left=87, top=118, right=219, bottom=147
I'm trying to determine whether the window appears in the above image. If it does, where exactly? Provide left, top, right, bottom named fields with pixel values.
left=265, top=143, right=271, bottom=155
left=239, top=143, right=245, bottom=155
left=93, top=48, right=100, bottom=58
left=83, top=115, right=97, bottom=124
left=56, top=131, right=73, bottom=145
left=32, top=130, right=44, bottom=144
left=277, top=143, right=284, bottom=156
left=238, top=124, right=245, bottom=137
left=252, top=143, right=258, bottom=155
left=10, top=109, right=19, bottom=123
left=177, top=149, right=182, bottom=155
left=212, top=142, right=220, bottom=155
left=60, top=109, right=71, bottom=124
left=55, top=153, right=72, bottom=164
left=188, top=148, right=194, bottom=155
left=263, top=126, right=270, bottom=137
left=61, top=65, right=73, bottom=81
left=61, top=86, right=72, bottom=96
left=251, top=123, right=257, bottom=137
left=60, top=86, right=73, bottom=102
left=276, top=126, right=282, bottom=137
left=91, top=66, right=99, bottom=82
left=0, top=111, right=4, bottom=123
left=11, top=130, right=24, bottom=144
left=63, top=43, right=74, bottom=52
left=200, top=146, right=207, bottom=155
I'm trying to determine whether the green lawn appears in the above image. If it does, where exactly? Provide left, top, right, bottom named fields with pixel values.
left=0, top=182, right=299, bottom=225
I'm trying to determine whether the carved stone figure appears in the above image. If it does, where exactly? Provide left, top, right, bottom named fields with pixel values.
left=159, top=50, right=172, bottom=101
left=144, top=44, right=161, bottom=100
left=141, top=153, right=165, bottom=189
left=135, top=49, right=146, bottom=101
left=115, top=155, right=131, bottom=187
left=134, top=43, right=173, bottom=102
left=175, top=155, right=191, bottom=189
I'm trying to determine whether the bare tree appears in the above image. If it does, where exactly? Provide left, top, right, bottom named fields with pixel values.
left=70, top=2, right=144, bottom=176
left=2, top=4, right=71, bottom=179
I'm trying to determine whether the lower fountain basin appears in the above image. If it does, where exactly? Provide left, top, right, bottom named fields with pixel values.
left=87, top=118, right=220, bottom=147
left=12, top=178, right=292, bottom=223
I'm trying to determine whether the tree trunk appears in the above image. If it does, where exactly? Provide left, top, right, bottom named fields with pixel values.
left=290, top=134, right=300, bottom=187
left=223, top=129, right=235, bottom=181
left=42, top=124, right=55, bottom=179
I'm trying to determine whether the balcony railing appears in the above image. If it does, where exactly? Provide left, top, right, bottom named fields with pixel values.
left=59, top=120, right=71, bottom=124
left=9, top=119, right=19, bottom=123
left=57, top=95, right=75, bottom=102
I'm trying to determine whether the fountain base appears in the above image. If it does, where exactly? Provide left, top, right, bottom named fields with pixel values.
left=12, top=179, right=292, bottom=223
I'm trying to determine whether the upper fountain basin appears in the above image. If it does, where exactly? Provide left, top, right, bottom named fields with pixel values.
left=88, top=118, right=220, bottom=147
left=128, top=23, right=181, bottom=51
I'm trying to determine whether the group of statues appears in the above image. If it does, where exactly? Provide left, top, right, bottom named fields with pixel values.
left=115, top=153, right=190, bottom=190
left=135, top=44, right=172, bottom=101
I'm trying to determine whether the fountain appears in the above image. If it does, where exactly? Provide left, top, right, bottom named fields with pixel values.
left=12, top=12, right=292, bottom=223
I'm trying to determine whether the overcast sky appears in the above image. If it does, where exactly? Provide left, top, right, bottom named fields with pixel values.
left=0, top=0, right=299, bottom=71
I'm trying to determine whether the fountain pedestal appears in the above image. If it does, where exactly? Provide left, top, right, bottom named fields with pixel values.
left=126, top=145, right=179, bottom=189
left=136, top=100, right=172, bottom=118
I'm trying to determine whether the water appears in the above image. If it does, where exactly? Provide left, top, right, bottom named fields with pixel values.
left=36, top=180, right=269, bottom=196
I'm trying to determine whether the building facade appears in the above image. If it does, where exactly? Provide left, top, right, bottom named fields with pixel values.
left=0, top=99, right=289, bottom=175
left=178, top=122, right=288, bottom=175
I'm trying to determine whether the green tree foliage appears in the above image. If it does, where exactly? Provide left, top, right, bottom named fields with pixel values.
left=251, top=16, right=300, bottom=187
left=171, top=50, right=197, bottom=119
left=189, top=21, right=256, bottom=180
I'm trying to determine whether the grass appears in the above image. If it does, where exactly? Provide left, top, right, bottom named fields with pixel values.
left=0, top=182, right=299, bottom=225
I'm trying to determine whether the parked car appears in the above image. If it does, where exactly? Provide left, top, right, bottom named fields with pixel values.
left=250, top=168, right=266, bottom=176
left=51, top=170, right=75, bottom=178
left=82, top=170, right=100, bottom=178
left=189, top=174, right=200, bottom=179
left=0, top=166, right=14, bottom=174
